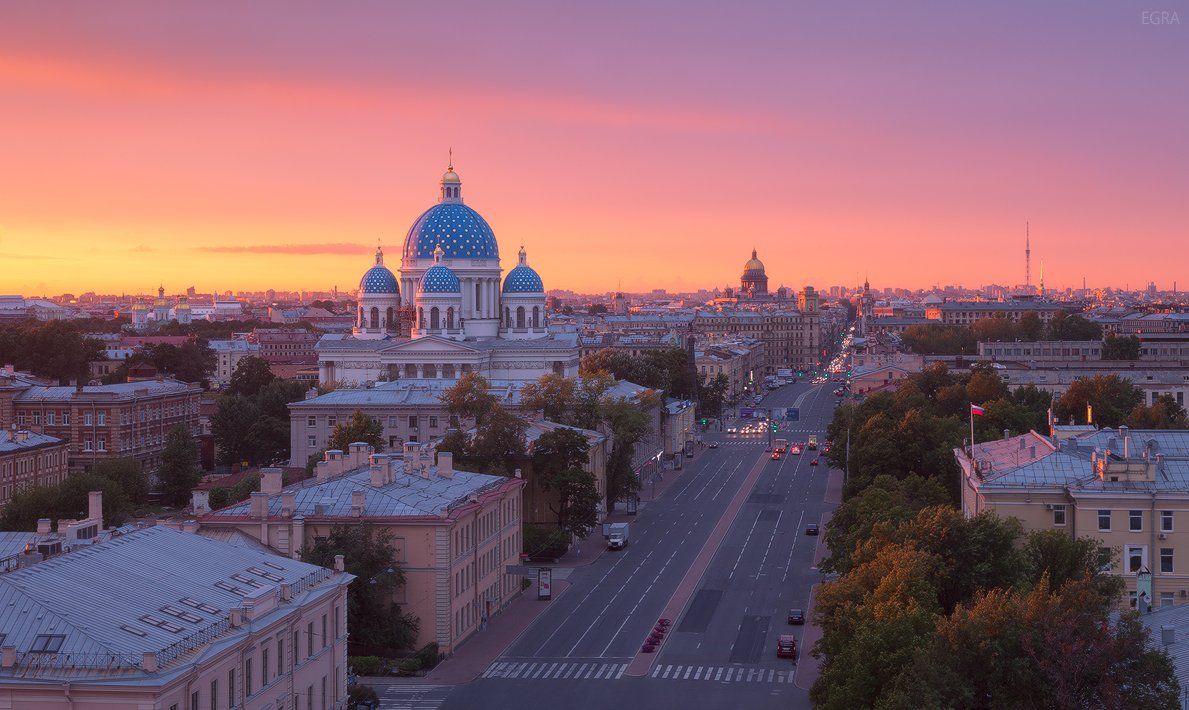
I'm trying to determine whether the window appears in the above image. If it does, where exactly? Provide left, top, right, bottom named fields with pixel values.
left=1162, top=592, right=1176, bottom=608
left=262, top=646, right=269, bottom=686
left=429, top=416, right=438, bottom=429
left=1096, top=509, right=1113, bottom=531
left=228, top=668, right=235, bottom=707
left=308, top=621, right=314, bottom=656
left=322, top=675, right=327, bottom=710
left=1162, top=548, right=1174, bottom=573
left=307, top=416, right=317, bottom=427
left=307, top=685, right=314, bottom=710
left=409, top=416, right=418, bottom=429
left=245, top=656, right=253, bottom=696
left=308, top=435, right=316, bottom=448
left=97, top=411, right=105, bottom=426
left=1052, top=505, right=1066, bottom=526
left=1130, top=510, right=1143, bottom=532
left=327, top=416, right=337, bottom=427
left=1097, top=546, right=1112, bottom=572
left=277, top=635, right=284, bottom=677
left=84, top=412, right=93, bottom=426
left=29, top=634, right=65, bottom=653
left=294, top=630, right=301, bottom=667
left=322, top=613, right=328, bottom=649
left=1127, top=545, right=1146, bottom=573
left=1162, top=510, right=1174, bottom=532
left=191, top=690, right=199, bottom=710
left=46, top=412, right=54, bottom=425
left=334, top=605, right=341, bottom=639
left=210, top=679, right=217, bottom=710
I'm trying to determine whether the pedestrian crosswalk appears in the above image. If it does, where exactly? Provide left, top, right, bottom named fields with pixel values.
left=482, top=660, right=628, bottom=680
left=651, top=664, right=797, bottom=684
left=379, top=684, right=449, bottom=710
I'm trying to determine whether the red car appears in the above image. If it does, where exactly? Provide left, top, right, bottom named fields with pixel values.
left=771, top=452, right=781, bottom=461
left=776, top=634, right=798, bottom=659
left=810, top=458, right=819, bottom=466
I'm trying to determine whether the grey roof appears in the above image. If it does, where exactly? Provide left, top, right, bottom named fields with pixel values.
left=0, top=532, right=38, bottom=560
left=0, top=431, right=63, bottom=453
left=13, top=379, right=196, bottom=402
left=206, top=461, right=510, bottom=519
left=0, top=526, right=340, bottom=677
left=290, top=379, right=527, bottom=409
left=1140, top=604, right=1189, bottom=700
left=315, top=332, right=578, bottom=353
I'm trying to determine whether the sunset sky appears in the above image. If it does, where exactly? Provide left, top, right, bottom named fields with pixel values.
left=1, top=2, right=1186, bottom=296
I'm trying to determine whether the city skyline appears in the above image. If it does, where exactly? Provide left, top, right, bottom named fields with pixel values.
left=2, top=2, right=1186, bottom=295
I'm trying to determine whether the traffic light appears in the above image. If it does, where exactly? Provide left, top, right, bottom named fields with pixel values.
left=770, top=422, right=778, bottom=432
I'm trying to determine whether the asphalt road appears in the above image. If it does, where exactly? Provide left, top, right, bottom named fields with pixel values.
left=436, top=380, right=841, bottom=710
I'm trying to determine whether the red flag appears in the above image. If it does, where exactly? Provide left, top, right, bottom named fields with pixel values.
left=971, top=404, right=986, bottom=416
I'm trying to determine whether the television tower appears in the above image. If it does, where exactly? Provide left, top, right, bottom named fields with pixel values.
left=1025, top=222, right=1031, bottom=288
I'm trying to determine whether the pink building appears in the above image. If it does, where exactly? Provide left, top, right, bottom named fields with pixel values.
left=0, top=524, right=353, bottom=709
left=196, top=442, right=525, bottom=655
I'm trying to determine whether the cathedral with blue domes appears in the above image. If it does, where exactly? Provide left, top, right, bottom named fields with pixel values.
left=316, top=162, right=578, bottom=386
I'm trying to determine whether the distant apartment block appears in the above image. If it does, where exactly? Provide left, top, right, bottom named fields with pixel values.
left=0, top=430, right=68, bottom=506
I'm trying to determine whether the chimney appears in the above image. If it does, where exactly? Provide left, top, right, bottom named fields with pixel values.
left=351, top=489, right=366, bottom=517
left=324, top=449, right=345, bottom=477
left=1, top=646, right=14, bottom=669
left=349, top=442, right=373, bottom=470
left=281, top=492, right=296, bottom=516
left=249, top=491, right=269, bottom=518
left=260, top=467, right=283, bottom=495
left=1121, top=426, right=1131, bottom=459
left=14, top=430, right=28, bottom=443
left=370, top=460, right=387, bottom=487
left=419, top=459, right=431, bottom=479
left=229, top=608, right=244, bottom=627
left=142, top=651, right=158, bottom=673
left=192, top=489, right=211, bottom=514
left=304, top=387, right=318, bottom=400
left=182, top=520, right=198, bottom=534
left=1029, top=445, right=1036, bottom=458
left=334, top=554, right=345, bottom=572
left=437, top=451, right=454, bottom=479
left=1003, top=429, right=1010, bottom=441
left=88, top=490, right=103, bottom=524
left=1019, top=437, right=1026, bottom=450
left=315, top=460, right=331, bottom=482
left=36, top=518, right=51, bottom=535
left=514, top=468, right=523, bottom=479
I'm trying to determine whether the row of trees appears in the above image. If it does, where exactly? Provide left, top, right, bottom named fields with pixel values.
left=0, top=425, right=202, bottom=529
left=814, top=365, right=1180, bottom=707
left=0, top=320, right=104, bottom=384
left=901, top=310, right=1103, bottom=355
left=101, top=340, right=216, bottom=386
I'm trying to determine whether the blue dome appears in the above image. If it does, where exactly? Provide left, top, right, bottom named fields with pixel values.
left=403, top=203, right=499, bottom=261
left=418, top=264, right=461, bottom=294
left=360, top=265, right=399, bottom=294
left=503, top=265, right=544, bottom=293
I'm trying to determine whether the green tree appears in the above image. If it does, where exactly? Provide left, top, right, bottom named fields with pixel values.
left=971, top=315, right=1017, bottom=343
left=1102, top=334, right=1142, bottom=360
left=91, top=457, right=149, bottom=504
left=440, top=372, right=497, bottom=424
left=520, top=373, right=576, bottom=422
left=158, top=424, right=201, bottom=506
left=965, top=364, right=1009, bottom=405
left=327, top=410, right=384, bottom=452
left=211, top=394, right=261, bottom=466
left=1047, top=310, right=1102, bottom=341
left=1020, top=529, right=1124, bottom=601
left=1053, top=374, right=1144, bottom=428
left=1017, top=311, right=1045, bottom=340
left=0, top=474, right=132, bottom=530
left=601, top=397, right=652, bottom=507
left=1127, top=393, right=1189, bottom=429
left=302, top=524, right=419, bottom=654
left=822, top=474, right=949, bottom=574
left=228, top=356, right=275, bottom=397
left=697, top=373, right=730, bottom=417
left=468, top=406, right=527, bottom=474
left=531, top=428, right=590, bottom=477
left=545, top=468, right=601, bottom=539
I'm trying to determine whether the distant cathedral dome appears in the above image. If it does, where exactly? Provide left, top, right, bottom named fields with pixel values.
left=740, top=248, right=769, bottom=296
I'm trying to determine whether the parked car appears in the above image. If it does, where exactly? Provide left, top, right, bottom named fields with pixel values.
left=806, top=523, right=819, bottom=535
left=787, top=608, right=805, bottom=625
left=776, top=635, right=798, bottom=659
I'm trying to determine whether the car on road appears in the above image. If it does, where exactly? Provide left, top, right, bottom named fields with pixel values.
left=789, top=446, right=801, bottom=455
left=787, top=608, right=805, bottom=625
left=810, top=458, right=819, bottom=466
left=708, top=441, right=718, bottom=449
left=806, top=523, right=820, bottom=535
left=770, top=452, right=781, bottom=460
left=776, top=635, right=798, bottom=659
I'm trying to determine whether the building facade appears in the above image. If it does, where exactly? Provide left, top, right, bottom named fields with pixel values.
left=209, top=339, right=261, bottom=389
left=198, top=443, right=524, bottom=654
left=0, top=373, right=202, bottom=476
left=0, top=430, right=68, bottom=506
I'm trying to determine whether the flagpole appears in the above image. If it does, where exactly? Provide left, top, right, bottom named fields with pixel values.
left=970, top=405, right=975, bottom=457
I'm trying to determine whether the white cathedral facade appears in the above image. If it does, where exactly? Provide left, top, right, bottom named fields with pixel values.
left=315, top=164, right=579, bottom=386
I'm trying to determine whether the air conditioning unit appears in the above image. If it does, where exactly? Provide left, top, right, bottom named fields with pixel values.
left=1160, top=533, right=1168, bottom=540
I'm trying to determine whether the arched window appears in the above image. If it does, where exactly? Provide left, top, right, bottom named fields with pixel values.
left=475, top=283, right=482, bottom=312
left=532, top=306, right=540, bottom=328
left=386, top=307, right=394, bottom=329
left=430, top=307, right=440, bottom=330
left=418, top=308, right=425, bottom=328
left=423, top=363, right=437, bottom=378
left=370, top=307, right=380, bottom=329
left=446, top=307, right=454, bottom=330
left=516, top=306, right=526, bottom=329
left=358, top=307, right=365, bottom=328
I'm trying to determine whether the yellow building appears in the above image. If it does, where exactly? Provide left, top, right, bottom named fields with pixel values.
left=957, top=425, right=1189, bottom=610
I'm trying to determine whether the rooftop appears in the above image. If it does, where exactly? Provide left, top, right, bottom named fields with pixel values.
left=12, top=379, right=198, bottom=402
left=0, top=431, right=63, bottom=453
left=0, top=526, right=344, bottom=679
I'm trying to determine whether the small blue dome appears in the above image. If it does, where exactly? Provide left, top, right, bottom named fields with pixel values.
left=418, top=264, right=461, bottom=294
left=503, top=265, right=544, bottom=293
left=403, top=203, right=499, bottom=261
left=360, top=265, right=399, bottom=295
